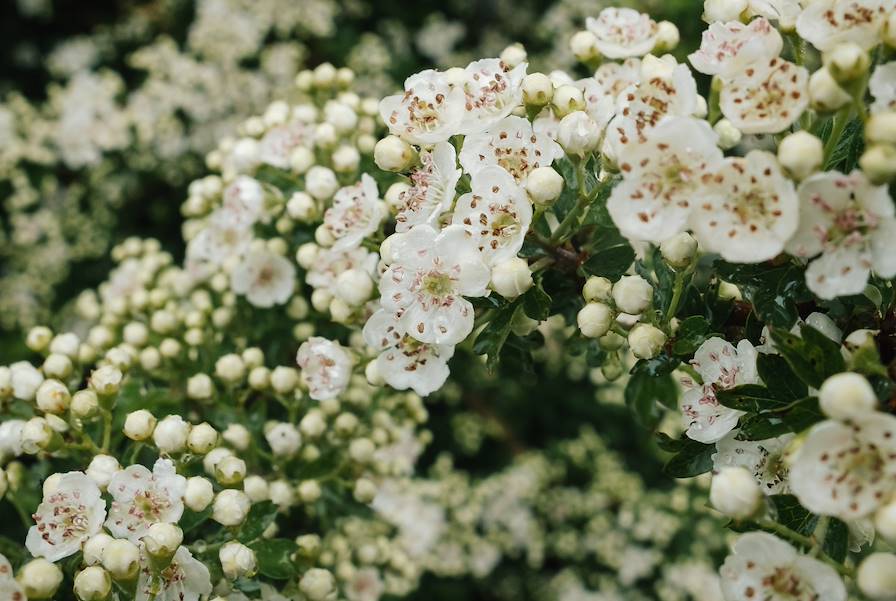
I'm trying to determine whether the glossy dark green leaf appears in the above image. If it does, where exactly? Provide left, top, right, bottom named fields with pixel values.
left=663, top=438, right=714, bottom=478
left=770, top=325, right=846, bottom=389
left=236, top=501, right=278, bottom=543
left=770, top=495, right=818, bottom=537
left=521, top=282, right=552, bottom=321
left=249, top=538, right=297, bottom=579
left=756, top=354, right=807, bottom=401
left=671, top=316, right=714, bottom=356
left=715, top=384, right=791, bottom=413
left=822, top=518, right=849, bottom=562
left=579, top=243, right=635, bottom=281
left=180, top=507, right=212, bottom=533
left=473, top=305, right=518, bottom=372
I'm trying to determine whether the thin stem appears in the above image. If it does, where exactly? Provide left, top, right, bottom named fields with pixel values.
left=822, top=106, right=852, bottom=166
left=665, top=270, right=687, bottom=325
left=101, top=409, right=113, bottom=453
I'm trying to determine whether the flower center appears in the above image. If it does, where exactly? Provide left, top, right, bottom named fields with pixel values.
left=421, top=272, right=454, bottom=299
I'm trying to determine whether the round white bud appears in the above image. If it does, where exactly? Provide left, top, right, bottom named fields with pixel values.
left=18, top=558, right=63, bottom=599
left=142, top=522, right=183, bottom=561
left=298, top=480, right=322, bottom=503
left=612, top=275, right=653, bottom=314
left=713, top=118, right=742, bottom=150
left=525, top=167, right=564, bottom=206
left=874, top=501, right=896, bottom=543
left=499, top=43, right=527, bottom=68
left=187, top=422, right=218, bottom=454
left=660, top=232, right=698, bottom=268
left=823, top=42, right=870, bottom=82
left=522, top=73, right=553, bottom=107
left=570, top=30, right=600, bottom=62
left=818, top=372, right=877, bottom=420
left=628, top=324, right=667, bottom=359
left=222, top=424, right=251, bottom=451
left=35, top=379, right=70, bottom=414
left=185, top=476, right=214, bottom=512
left=583, top=276, right=612, bottom=302
left=866, top=113, right=896, bottom=146
left=186, top=373, right=214, bottom=400
left=374, top=135, right=417, bottom=172
left=89, top=366, right=122, bottom=396
left=860, top=144, right=896, bottom=184
left=300, top=410, right=327, bottom=438
left=809, top=67, right=852, bottom=112
left=42, top=353, right=72, bottom=379
left=353, top=478, right=377, bottom=504
left=265, top=423, right=302, bottom=457
left=101, top=538, right=140, bottom=580
left=21, top=417, right=54, bottom=453
left=300, top=568, right=336, bottom=601
left=123, top=409, right=156, bottom=441
left=858, top=553, right=896, bottom=600
left=243, top=475, right=269, bottom=502
left=490, top=257, right=533, bottom=299
left=306, top=166, right=339, bottom=200
left=213, top=489, right=252, bottom=526
left=335, top=269, right=374, bottom=306
left=709, top=466, right=762, bottom=519
left=153, top=415, right=190, bottom=454
left=220, top=541, right=257, bottom=580
left=296, top=242, right=320, bottom=270
left=215, top=455, right=247, bottom=486
left=26, top=326, right=53, bottom=353
left=269, top=479, right=296, bottom=509
left=49, top=333, right=80, bottom=357
left=777, top=131, right=823, bottom=180
left=287, top=192, right=317, bottom=222
left=654, top=21, right=679, bottom=52
left=702, top=0, right=747, bottom=22
left=577, top=303, right=615, bottom=338
left=86, top=455, right=120, bottom=489
left=557, top=111, right=600, bottom=156
left=215, top=354, right=245, bottom=383
left=83, top=533, right=113, bottom=566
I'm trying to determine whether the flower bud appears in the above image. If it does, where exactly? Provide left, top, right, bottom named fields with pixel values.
left=809, top=67, right=851, bottom=112
left=265, top=423, right=302, bottom=457
left=577, top=303, right=615, bottom=338
left=86, top=455, right=120, bottom=489
left=499, top=43, right=527, bottom=68
left=522, top=73, right=553, bottom=107
left=287, top=192, right=318, bottom=222
left=628, top=324, right=667, bottom=359
left=866, top=113, right=896, bottom=146
left=582, top=276, right=612, bottom=302
left=101, top=538, right=140, bottom=580
left=612, top=275, right=653, bottom=314
left=525, top=167, right=564, bottom=206
left=713, top=118, right=742, bottom=150
left=860, top=144, right=896, bottom=184
left=490, top=258, right=533, bottom=299
left=874, top=500, right=896, bottom=543
left=187, top=422, right=218, bottom=454
left=823, top=43, right=870, bottom=83
left=185, top=476, right=215, bottom=512
left=552, top=85, right=585, bottom=117
left=818, top=372, right=877, bottom=420
left=89, top=366, right=122, bottom=397
left=26, top=326, right=53, bottom=353
left=123, top=409, right=156, bottom=441
left=18, top=558, right=63, bottom=599
left=213, top=489, right=252, bottom=526
left=777, top=131, right=823, bottom=180
left=306, top=166, right=339, bottom=200
left=153, top=415, right=190, bottom=454
left=354, top=478, right=377, bottom=503
left=142, top=522, right=183, bottom=563
left=660, top=233, right=698, bottom=269
left=42, top=353, right=72, bottom=379
left=300, top=568, right=336, bottom=601
left=709, top=466, right=762, bottom=519
left=702, top=0, right=747, bottom=22
left=569, top=30, right=600, bottom=62
left=21, top=417, right=55, bottom=454
left=215, top=354, right=245, bottom=383
left=298, top=480, right=322, bottom=503
left=654, top=21, right=679, bottom=52
left=220, top=541, right=257, bottom=580
left=335, top=269, right=374, bottom=306
left=35, top=379, right=70, bottom=414
left=215, top=455, right=247, bottom=486
left=271, top=366, right=300, bottom=394
left=71, top=390, right=100, bottom=419
left=74, top=566, right=111, bottom=601
left=557, top=111, right=600, bottom=156
left=374, top=135, right=417, bottom=172
left=858, top=553, right=896, bottom=600
left=83, top=533, right=113, bottom=566
left=300, top=410, right=327, bottom=438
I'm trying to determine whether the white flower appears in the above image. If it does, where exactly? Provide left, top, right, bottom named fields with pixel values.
left=26, top=471, right=106, bottom=561
left=459, top=115, right=563, bottom=182
left=394, top=142, right=461, bottom=233
left=690, top=150, right=799, bottom=263
left=346, top=567, right=384, bottom=601
left=796, top=0, right=894, bottom=52
left=680, top=338, right=759, bottom=444
left=585, top=8, right=659, bottom=59
left=363, top=309, right=455, bottom=396
left=719, top=57, right=809, bottom=134
left=105, top=458, right=186, bottom=542
left=136, top=546, right=212, bottom=601
left=608, top=116, right=723, bottom=244
left=296, top=337, right=352, bottom=401
left=323, top=174, right=385, bottom=251
left=870, top=62, right=896, bottom=114
left=258, top=122, right=311, bottom=169
left=594, top=58, right=642, bottom=100
left=720, top=532, right=847, bottom=601
left=221, top=176, right=265, bottom=228
left=785, top=170, right=896, bottom=299
left=231, top=249, right=296, bottom=307
left=0, top=554, right=23, bottom=600
left=452, top=165, right=532, bottom=266
left=790, top=413, right=896, bottom=519
left=185, top=210, right=253, bottom=274
left=713, top=431, right=794, bottom=494
left=379, top=70, right=465, bottom=145
left=379, top=224, right=490, bottom=345
left=457, top=58, right=526, bottom=135
left=689, top=18, right=783, bottom=79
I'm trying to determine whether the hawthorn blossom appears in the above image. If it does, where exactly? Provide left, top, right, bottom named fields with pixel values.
left=230, top=249, right=296, bottom=307
left=720, top=532, right=847, bottom=601
left=106, top=458, right=186, bottom=542
left=608, top=116, right=723, bottom=244
left=680, top=338, right=759, bottom=444
left=296, top=337, right=352, bottom=401
left=0, top=554, right=23, bottom=600
left=363, top=309, right=454, bottom=396
left=576, top=78, right=618, bottom=132
left=869, top=62, right=896, bottom=114
left=394, top=142, right=461, bottom=232
left=380, top=70, right=465, bottom=145
left=457, top=58, right=526, bottom=135
left=785, top=170, right=896, bottom=299
left=323, top=174, right=386, bottom=251
left=459, top=116, right=563, bottom=182
left=713, top=431, right=794, bottom=495
left=688, top=18, right=783, bottom=79
left=26, top=472, right=106, bottom=561
left=452, top=165, right=532, bottom=266
left=748, top=0, right=803, bottom=26
left=790, top=413, right=896, bottom=519
left=379, top=224, right=490, bottom=346
left=258, top=121, right=311, bottom=169
left=585, top=8, right=659, bottom=59
left=796, top=0, right=894, bottom=51
left=221, top=175, right=266, bottom=228
left=185, top=210, right=253, bottom=273
left=306, top=245, right=379, bottom=297
left=719, top=57, right=809, bottom=134
left=593, top=58, right=642, bottom=100
left=100, top=258, right=146, bottom=305
left=690, top=151, right=799, bottom=263
left=136, top=546, right=212, bottom=601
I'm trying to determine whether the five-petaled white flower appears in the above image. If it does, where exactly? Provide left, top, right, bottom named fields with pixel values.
left=346, top=567, right=384, bottom=601
left=680, top=338, right=759, bottom=444
left=296, top=337, right=353, bottom=401
left=394, top=142, right=461, bottom=233
left=790, top=413, right=896, bottom=519
left=713, top=431, right=794, bottom=495
left=380, top=70, right=465, bottom=145
left=796, top=0, right=894, bottom=51
left=185, top=209, right=253, bottom=275
left=106, top=458, right=186, bottom=542
left=230, top=249, right=296, bottom=308
left=719, top=57, right=808, bottom=134
left=379, top=224, right=490, bottom=346
left=26, top=471, right=106, bottom=561
left=691, top=150, right=799, bottom=263
left=457, top=59, right=526, bottom=135
left=221, top=175, right=266, bottom=228
left=608, top=116, right=723, bottom=244
left=258, top=122, right=312, bottom=169
left=136, top=545, right=212, bottom=601
left=363, top=309, right=455, bottom=396
left=0, top=553, right=23, bottom=600
left=785, top=170, right=896, bottom=300
left=459, top=116, right=563, bottom=182
left=720, top=532, right=847, bottom=601
left=324, top=174, right=386, bottom=251
left=586, top=7, right=659, bottom=59
left=689, top=18, right=783, bottom=79
left=452, top=165, right=532, bottom=266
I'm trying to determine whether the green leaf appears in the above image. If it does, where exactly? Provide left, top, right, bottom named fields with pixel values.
left=473, top=306, right=518, bottom=372
left=824, top=118, right=864, bottom=172
left=249, top=538, right=297, bottom=579
left=521, top=282, right=552, bottom=321
left=822, top=518, right=849, bottom=562
left=756, top=354, right=807, bottom=401
left=625, top=370, right=672, bottom=428
left=671, top=316, right=714, bottom=356
left=738, top=413, right=792, bottom=440
left=770, top=325, right=846, bottom=389
left=236, top=501, right=278, bottom=543
left=715, top=384, right=791, bottom=413
left=770, top=495, right=818, bottom=537
left=579, top=241, right=635, bottom=281
left=663, top=438, right=715, bottom=478
left=179, top=508, right=212, bottom=533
